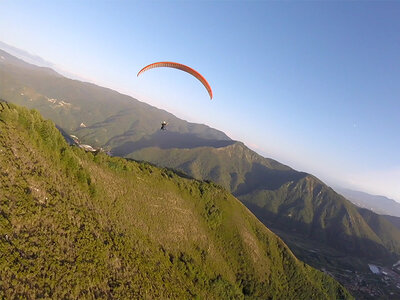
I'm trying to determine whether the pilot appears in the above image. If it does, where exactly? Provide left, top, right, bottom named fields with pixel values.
left=161, top=121, right=168, bottom=130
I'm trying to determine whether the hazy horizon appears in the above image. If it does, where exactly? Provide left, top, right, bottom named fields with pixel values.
left=1, top=1, right=399, bottom=201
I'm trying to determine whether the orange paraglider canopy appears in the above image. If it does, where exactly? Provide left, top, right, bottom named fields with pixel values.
left=137, top=62, right=213, bottom=99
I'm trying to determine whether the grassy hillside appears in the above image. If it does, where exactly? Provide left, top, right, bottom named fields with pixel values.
left=0, top=102, right=351, bottom=299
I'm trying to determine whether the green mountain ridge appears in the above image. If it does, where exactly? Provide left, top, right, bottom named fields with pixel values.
left=0, top=102, right=351, bottom=299
left=128, top=142, right=400, bottom=262
left=128, top=143, right=400, bottom=298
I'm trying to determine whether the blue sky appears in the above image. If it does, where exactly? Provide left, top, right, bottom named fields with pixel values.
left=1, top=1, right=399, bottom=200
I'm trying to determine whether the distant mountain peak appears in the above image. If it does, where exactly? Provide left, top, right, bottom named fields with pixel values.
left=0, top=40, right=55, bottom=68
left=335, top=187, right=400, bottom=218
left=0, top=41, right=88, bottom=81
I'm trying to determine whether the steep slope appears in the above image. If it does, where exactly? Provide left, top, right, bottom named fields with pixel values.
left=384, top=215, right=400, bottom=230
left=0, top=103, right=351, bottom=298
left=127, top=141, right=295, bottom=191
left=356, top=208, right=400, bottom=253
left=130, top=142, right=400, bottom=261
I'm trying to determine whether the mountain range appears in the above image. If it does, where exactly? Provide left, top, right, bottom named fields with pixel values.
left=1, top=45, right=399, bottom=298
left=336, top=187, right=400, bottom=218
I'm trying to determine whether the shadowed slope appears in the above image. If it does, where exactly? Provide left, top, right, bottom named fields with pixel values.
left=384, top=215, right=400, bottom=230
left=111, top=130, right=235, bottom=156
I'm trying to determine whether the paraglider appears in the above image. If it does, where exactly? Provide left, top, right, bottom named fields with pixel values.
left=137, top=62, right=213, bottom=99
left=160, top=121, right=168, bottom=130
